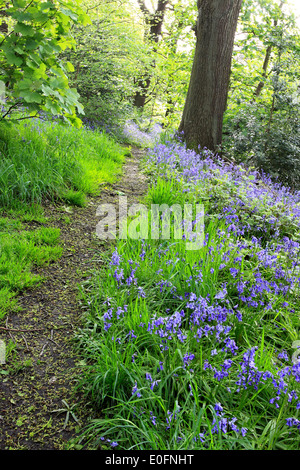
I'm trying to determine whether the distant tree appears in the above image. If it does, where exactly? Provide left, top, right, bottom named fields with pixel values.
left=63, top=0, right=148, bottom=129
left=178, top=0, right=242, bottom=152
left=133, top=0, right=169, bottom=109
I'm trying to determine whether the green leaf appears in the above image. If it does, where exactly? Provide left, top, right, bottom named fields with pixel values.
left=0, top=0, right=88, bottom=123
left=60, top=7, right=79, bottom=22
left=28, top=52, right=42, bottom=66
left=14, top=46, right=24, bottom=55
left=6, top=52, right=23, bottom=67
left=31, top=10, right=50, bottom=23
left=32, top=63, right=47, bottom=80
left=40, top=1, right=56, bottom=11
left=12, top=0, right=27, bottom=7
left=25, top=38, right=39, bottom=50
left=44, top=98, right=63, bottom=115
left=66, top=62, right=75, bottom=72
left=17, top=79, right=35, bottom=90
left=11, top=11, right=32, bottom=22
left=18, top=90, right=42, bottom=104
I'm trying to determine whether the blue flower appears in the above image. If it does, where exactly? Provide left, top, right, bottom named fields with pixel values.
left=183, top=353, right=195, bottom=368
left=215, top=287, right=227, bottom=300
left=132, top=382, right=141, bottom=398
left=214, top=402, right=223, bottom=416
left=110, top=249, right=121, bottom=266
left=150, top=411, right=157, bottom=426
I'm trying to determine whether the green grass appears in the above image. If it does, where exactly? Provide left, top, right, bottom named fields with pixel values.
left=0, top=117, right=126, bottom=209
left=0, top=219, right=62, bottom=319
left=62, top=189, right=87, bottom=207
left=0, top=116, right=127, bottom=321
left=73, top=167, right=300, bottom=450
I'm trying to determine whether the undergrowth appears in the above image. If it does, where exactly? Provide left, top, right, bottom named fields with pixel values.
left=73, top=139, right=300, bottom=450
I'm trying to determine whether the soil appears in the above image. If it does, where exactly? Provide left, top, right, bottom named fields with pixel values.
left=0, top=147, right=148, bottom=450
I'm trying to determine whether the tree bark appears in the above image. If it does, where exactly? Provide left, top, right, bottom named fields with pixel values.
left=178, top=0, right=242, bottom=153
left=254, top=44, right=272, bottom=98
left=0, top=4, right=9, bottom=33
left=133, top=76, right=151, bottom=108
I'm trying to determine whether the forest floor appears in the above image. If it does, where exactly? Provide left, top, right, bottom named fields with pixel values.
left=0, top=147, right=148, bottom=450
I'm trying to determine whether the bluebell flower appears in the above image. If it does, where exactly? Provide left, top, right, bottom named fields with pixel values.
left=110, top=249, right=121, bottom=266
left=215, top=287, right=227, bottom=300
left=132, top=382, right=141, bottom=398
left=183, top=353, right=195, bottom=368
left=214, top=402, right=223, bottom=416
left=137, top=286, right=146, bottom=298
left=278, top=350, right=289, bottom=362
left=150, top=411, right=157, bottom=426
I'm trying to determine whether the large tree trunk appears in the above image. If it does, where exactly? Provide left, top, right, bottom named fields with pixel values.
left=178, top=0, right=242, bottom=153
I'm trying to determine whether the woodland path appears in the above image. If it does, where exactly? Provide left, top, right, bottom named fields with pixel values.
left=0, top=147, right=148, bottom=450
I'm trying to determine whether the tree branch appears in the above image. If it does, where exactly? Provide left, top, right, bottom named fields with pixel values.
left=137, top=0, right=150, bottom=18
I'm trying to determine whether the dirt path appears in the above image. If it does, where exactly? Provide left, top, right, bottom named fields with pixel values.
left=0, top=147, right=148, bottom=450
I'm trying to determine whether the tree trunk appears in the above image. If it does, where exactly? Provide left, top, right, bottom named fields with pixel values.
left=253, top=0, right=284, bottom=99
left=178, top=0, right=242, bottom=153
left=254, top=44, right=272, bottom=98
left=133, top=76, right=151, bottom=108
left=133, top=0, right=168, bottom=109
left=0, top=4, right=8, bottom=33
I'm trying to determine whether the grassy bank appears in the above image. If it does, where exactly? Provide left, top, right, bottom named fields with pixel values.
left=74, top=139, right=300, bottom=450
left=0, top=118, right=125, bottom=209
left=0, top=118, right=126, bottom=321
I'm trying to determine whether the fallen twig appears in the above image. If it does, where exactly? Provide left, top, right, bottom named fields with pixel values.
left=40, top=343, right=48, bottom=356
left=0, top=326, right=44, bottom=333
left=22, top=334, right=30, bottom=352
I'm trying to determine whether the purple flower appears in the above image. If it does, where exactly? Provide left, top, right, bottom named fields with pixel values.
left=278, top=350, right=289, bottom=362
left=212, top=417, right=228, bottom=434
left=150, top=380, right=160, bottom=390
left=214, top=402, right=223, bottom=416
left=150, top=411, right=157, bottom=426
left=183, top=353, right=195, bottom=368
left=230, top=267, right=239, bottom=278
left=215, top=287, right=227, bottom=300
left=132, top=381, right=141, bottom=398
left=137, top=286, right=146, bottom=298
left=286, top=417, right=300, bottom=429
left=110, top=249, right=121, bottom=266
left=113, top=268, right=124, bottom=285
